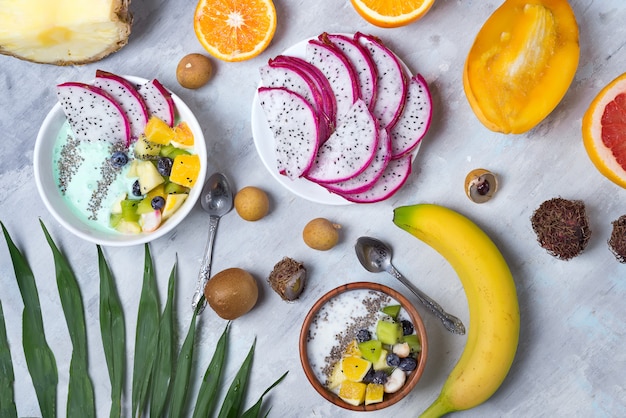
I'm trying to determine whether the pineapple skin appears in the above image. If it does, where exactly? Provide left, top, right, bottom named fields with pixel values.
left=0, top=0, right=132, bottom=65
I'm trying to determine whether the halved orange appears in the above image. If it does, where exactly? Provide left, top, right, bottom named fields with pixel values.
left=194, top=0, right=277, bottom=62
left=350, top=0, right=435, bottom=28
left=582, top=72, right=626, bottom=188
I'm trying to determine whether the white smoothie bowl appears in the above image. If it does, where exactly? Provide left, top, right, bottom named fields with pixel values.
left=34, top=76, right=207, bottom=247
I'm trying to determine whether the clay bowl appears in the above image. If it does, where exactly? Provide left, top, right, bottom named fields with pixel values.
left=299, top=281, right=428, bottom=411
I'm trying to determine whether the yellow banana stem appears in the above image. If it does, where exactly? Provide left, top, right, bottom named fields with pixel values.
left=393, top=204, right=520, bottom=417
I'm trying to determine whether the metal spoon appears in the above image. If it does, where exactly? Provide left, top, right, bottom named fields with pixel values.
left=191, top=172, right=234, bottom=313
left=355, top=236, right=466, bottom=335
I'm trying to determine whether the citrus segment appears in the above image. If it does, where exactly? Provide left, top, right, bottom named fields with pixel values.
left=145, top=116, right=175, bottom=145
left=341, top=356, right=371, bottom=382
left=194, top=0, right=277, bottom=62
left=582, top=72, right=626, bottom=188
left=172, top=121, right=195, bottom=148
left=170, top=154, right=201, bottom=188
left=338, top=380, right=367, bottom=406
left=350, top=0, right=434, bottom=28
left=365, top=383, right=384, bottom=405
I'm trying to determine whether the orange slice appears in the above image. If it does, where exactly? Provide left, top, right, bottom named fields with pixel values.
left=172, top=121, right=195, bottom=148
left=582, top=72, right=626, bottom=188
left=350, top=0, right=435, bottom=28
left=194, top=0, right=277, bottom=62
left=338, top=380, right=367, bottom=406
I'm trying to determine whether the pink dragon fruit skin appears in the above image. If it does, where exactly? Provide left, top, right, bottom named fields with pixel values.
left=305, top=99, right=379, bottom=184
left=57, top=81, right=131, bottom=147
left=258, top=86, right=320, bottom=180
left=270, top=55, right=337, bottom=135
left=355, top=32, right=408, bottom=131
left=94, top=70, right=149, bottom=141
left=260, top=61, right=332, bottom=141
left=339, top=154, right=412, bottom=203
left=390, top=73, right=433, bottom=159
left=138, top=78, right=175, bottom=127
left=323, top=127, right=391, bottom=194
left=306, top=39, right=360, bottom=127
left=321, top=32, right=378, bottom=111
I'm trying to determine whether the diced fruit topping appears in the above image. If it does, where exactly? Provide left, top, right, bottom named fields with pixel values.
left=136, top=160, right=165, bottom=194
left=356, top=329, right=371, bottom=343
left=376, top=317, right=402, bottom=345
left=169, top=154, right=201, bottom=188
left=157, top=157, right=173, bottom=176
left=338, top=380, right=367, bottom=406
left=151, top=196, right=166, bottom=210
left=341, top=356, right=372, bottom=382
left=110, top=151, right=129, bottom=168
left=132, top=180, right=142, bottom=197
left=365, top=383, right=384, bottom=406
left=144, top=116, right=175, bottom=145
left=172, top=121, right=195, bottom=148
left=134, top=135, right=162, bottom=160
left=358, top=339, right=382, bottom=363
left=326, top=304, right=422, bottom=406
left=381, top=304, right=401, bottom=319
left=162, top=193, right=188, bottom=220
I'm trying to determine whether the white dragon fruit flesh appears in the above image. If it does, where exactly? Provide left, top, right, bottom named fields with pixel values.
left=57, top=81, right=131, bottom=146
left=94, top=69, right=149, bottom=141
left=258, top=86, right=321, bottom=180
left=305, top=99, right=379, bottom=184
left=323, top=127, right=391, bottom=194
left=390, top=73, right=433, bottom=159
left=355, top=32, right=407, bottom=131
left=321, top=32, right=378, bottom=111
left=339, top=154, right=412, bottom=203
left=139, top=78, right=175, bottom=127
left=260, top=61, right=332, bottom=141
left=271, top=55, right=337, bottom=131
left=306, top=39, right=360, bottom=128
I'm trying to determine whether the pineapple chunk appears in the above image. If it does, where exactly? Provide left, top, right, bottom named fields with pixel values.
left=0, top=0, right=132, bottom=65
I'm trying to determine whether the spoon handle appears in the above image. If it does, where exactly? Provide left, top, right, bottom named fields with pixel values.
left=192, top=215, right=220, bottom=313
left=387, top=265, right=466, bottom=335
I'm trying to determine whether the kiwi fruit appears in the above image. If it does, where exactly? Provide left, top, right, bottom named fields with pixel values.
left=204, top=268, right=258, bottom=320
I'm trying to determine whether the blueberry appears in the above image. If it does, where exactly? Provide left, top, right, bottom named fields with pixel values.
left=110, top=151, right=128, bottom=168
left=399, top=357, right=417, bottom=372
left=386, top=353, right=400, bottom=367
left=370, top=370, right=388, bottom=385
left=157, top=157, right=173, bottom=176
left=356, top=329, right=371, bottom=343
left=132, top=180, right=142, bottom=196
left=401, top=320, right=414, bottom=336
left=361, top=370, right=374, bottom=384
left=151, top=196, right=166, bottom=210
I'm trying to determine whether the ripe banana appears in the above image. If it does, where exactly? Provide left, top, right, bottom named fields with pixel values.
left=393, top=204, right=519, bottom=417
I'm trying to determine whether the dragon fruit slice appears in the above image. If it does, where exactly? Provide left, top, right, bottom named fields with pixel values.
left=390, top=73, right=433, bottom=159
left=323, top=127, right=391, bottom=194
left=306, top=39, right=360, bottom=127
left=339, top=154, right=412, bottom=203
left=322, top=32, right=378, bottom=111
left=260, top=61, right=332, bottom=140
left=355, top=32, right=408, bottom=130
left=94, top=70, right=149, bottom=141
left=57, top=81, right=131, bottom=146
left=258, top=86, right=320, bottom=180
left=305, top=99, right=379, bottom=184
left=138, top=78, right=175, bottom=127
left=270, top=55, right=337, bottom=133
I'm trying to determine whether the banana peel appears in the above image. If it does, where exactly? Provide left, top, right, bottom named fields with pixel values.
left=393, top=204, right=520, bottom=416
left=463, top=0, right=579, bottom=134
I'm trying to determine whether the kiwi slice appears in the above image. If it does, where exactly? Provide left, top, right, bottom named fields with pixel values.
left=403, top=334, right=422, bottom=353
left=381, top=305, right=401, bottom=319
left=358, top=340, right=382, bottom=363
left=376, top=318, right=402, bottom=346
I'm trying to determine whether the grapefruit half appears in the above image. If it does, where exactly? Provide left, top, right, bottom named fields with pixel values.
left=582, top=72, right=626, bottom=188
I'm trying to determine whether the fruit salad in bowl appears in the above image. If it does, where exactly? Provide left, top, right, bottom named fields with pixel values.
left=34, top=71, right=207, bottom=246
left=299, top=282, right=427, bottom=411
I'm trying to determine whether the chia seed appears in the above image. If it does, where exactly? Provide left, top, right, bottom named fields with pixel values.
left=57, top=135, right=83, bottom=193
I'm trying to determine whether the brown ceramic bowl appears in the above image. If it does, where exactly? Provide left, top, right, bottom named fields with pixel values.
left=299, top=282, right=428, bottom=411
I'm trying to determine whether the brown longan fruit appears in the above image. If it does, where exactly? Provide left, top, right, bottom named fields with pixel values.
left=176, top=53, right=212, bottom=89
